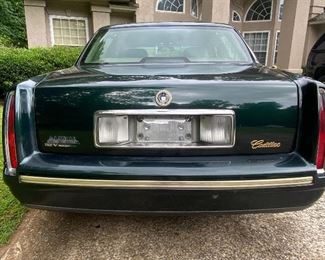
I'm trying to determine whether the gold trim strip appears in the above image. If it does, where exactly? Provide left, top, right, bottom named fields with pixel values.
left=19, top=176, right=313, bottom=190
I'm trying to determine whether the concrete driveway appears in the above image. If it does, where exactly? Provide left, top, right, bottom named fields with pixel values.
left=1, top=195, right=325, bottom=260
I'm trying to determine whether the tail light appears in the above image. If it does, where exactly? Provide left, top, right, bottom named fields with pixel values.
left=316, top=88, right=325, bottom=172
left=4, top=92, right=18, bottom=174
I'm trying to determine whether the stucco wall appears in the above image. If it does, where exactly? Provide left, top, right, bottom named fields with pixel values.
left=111, top=12, right=135, bottom=25
left=311, top=0, right=325, bottom=17
left=136, top=0, right=154, bottom=22
left=24, top=0, right=48, bottom=47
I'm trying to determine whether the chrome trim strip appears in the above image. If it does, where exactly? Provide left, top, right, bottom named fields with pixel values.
left=317, top=169, right=325, bottom=175
left=96, top=109, right=235, bottom=116
left=20, top=176, right=313, bottom=190
left=94, top=109, right=236, bottom=149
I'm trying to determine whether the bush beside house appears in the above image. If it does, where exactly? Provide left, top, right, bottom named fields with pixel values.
left=0, top=46, right=81, bottom=245
left=0, top=47, right=82, bottom=97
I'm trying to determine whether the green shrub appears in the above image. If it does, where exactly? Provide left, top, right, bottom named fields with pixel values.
left=0, top=47, right=82, bottom=96
left=0, top=36, right=14, bottom=48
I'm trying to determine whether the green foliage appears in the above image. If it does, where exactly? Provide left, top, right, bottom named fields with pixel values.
left=0, top=46, right=81, bottom=243
left=0, top=47, right=82, bottom=97
left=0, top=36, right=15, bottom=48
left=0, top=0, right=27, bottom=47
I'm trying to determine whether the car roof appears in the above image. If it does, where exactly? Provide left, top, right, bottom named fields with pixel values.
left=103, top=22, right=233, bottom=30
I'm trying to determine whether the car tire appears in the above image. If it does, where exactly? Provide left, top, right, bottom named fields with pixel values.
left=318, top=75, right=325, bottom=83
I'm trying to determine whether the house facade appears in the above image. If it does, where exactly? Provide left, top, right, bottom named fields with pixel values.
left=24, top=0, right=325, bottom=72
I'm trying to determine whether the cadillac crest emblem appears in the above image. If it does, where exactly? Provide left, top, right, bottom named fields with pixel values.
left=155, top=90, right=172, bottom=107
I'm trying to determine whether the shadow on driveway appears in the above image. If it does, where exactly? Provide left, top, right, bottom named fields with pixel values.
left=1, top=196, right=325, bottom=259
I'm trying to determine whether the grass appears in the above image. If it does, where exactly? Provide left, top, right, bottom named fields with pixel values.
left=0, top=106, right=26, bottom=245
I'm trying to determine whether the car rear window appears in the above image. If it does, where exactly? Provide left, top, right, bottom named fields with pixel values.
left=81, top=26, right=253, bottom=64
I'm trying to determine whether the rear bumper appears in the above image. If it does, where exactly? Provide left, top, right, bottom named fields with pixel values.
left=4, top=175, right=325, bottom=214
left=4, top=152, right=325, bottom=213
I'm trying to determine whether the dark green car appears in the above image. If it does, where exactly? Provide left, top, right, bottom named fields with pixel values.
left=3, top=23, right=325, bottom=213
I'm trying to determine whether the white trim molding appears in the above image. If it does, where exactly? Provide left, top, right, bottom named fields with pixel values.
left=49, top=15, right=89, bottom=47
left=273, top=30, right=280, bottom=65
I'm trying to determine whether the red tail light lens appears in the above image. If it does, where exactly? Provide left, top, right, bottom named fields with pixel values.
left=316, top=88, right=325, bottom=170
left=4, top=92, right=18, bottom=172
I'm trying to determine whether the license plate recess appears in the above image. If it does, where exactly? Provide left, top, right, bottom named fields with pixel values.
left=94, top=109, right=235, bottom=148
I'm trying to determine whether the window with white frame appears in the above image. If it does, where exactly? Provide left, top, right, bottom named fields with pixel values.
left=156, top=0, right=184, bottom=13
left=232, top=11, right=241, bottom=22
left=245, top=0, right=272, bottom=21
left=244, top=32, right=269, bottom=65
left=191, top=0, right=198, bottom=17
left=50, top=16, right=88, bottom=46
left=278, top=0, right=284, bottom=20
left=273, top=31, right=280, bottom=64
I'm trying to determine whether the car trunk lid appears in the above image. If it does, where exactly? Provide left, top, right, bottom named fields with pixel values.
left=34, top=64, right=298, bottom=156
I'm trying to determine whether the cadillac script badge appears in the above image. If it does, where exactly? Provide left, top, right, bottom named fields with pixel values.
left=251, top=140, right=281, bottom=149
left=155, top=90, right=172, bottom=107
left=45, top=136, right=80, bottom=148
